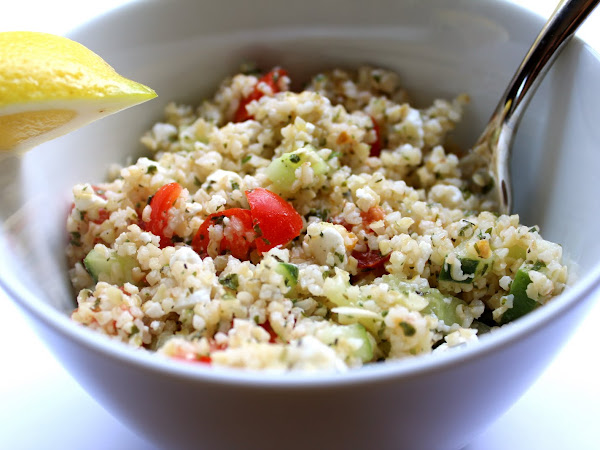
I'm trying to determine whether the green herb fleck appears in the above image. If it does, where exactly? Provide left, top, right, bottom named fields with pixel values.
left=399, top=321, right=416, bottom=336
left=147, top=165, right=157, bottom=175
left=531, top=260, right=546, bottom=271
left=219, top=273, right=239, bottom=290
left=289, top=154, right=301, bottom=164
left=70, top=231, right=82, bottom=247
left=458, top=221, right=475, bottom=237
left=307, top=209, right=329, bottom=221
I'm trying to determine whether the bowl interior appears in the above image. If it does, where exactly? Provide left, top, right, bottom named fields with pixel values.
left=2, top=0, right=600, bottom=333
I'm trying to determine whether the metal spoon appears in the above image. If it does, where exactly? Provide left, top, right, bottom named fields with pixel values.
left=465, top=0, right=599, bottom=214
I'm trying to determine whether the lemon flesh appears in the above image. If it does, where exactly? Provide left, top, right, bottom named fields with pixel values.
left=0, top=31, right=157, bottom=153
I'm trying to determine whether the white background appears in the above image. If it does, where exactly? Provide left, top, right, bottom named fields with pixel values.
left=1, top=1, right=599, bottom=449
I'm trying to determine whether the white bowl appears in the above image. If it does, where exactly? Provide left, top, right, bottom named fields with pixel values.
left=2, top=1, right=600, bottom=449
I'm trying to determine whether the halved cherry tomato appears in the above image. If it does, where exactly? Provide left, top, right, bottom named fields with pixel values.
left=369, top=115, right=382, bottom=157
left=147, top=182, right=182, bottom=248
left=91, top=208, right=111, bottom=225
left=234, top=68, right=288, bottom=122
left=352, top=249, right=390, bottom=271
left=192, top=208, right=254, bottom=259
left=246, top=188, right=303, bottom=253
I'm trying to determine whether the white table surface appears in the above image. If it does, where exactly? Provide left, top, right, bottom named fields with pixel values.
left=2, top=1, right=600, bottom=449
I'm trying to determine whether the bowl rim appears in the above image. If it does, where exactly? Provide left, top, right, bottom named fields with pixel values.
left=2, top=0, right=600, bottom=389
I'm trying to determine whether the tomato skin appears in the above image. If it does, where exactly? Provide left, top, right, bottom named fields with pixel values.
left=369, top=116, right=383, bottom=157
left=92, top=185, right=107, bottom=200
left=192, top=208, right=254, bottom=259
left=360, top=206, right=385, bottom=224
left=234, top=68, right=288, bottom=122
left=173, top=354, right=212, bottom=365
left=245, top=188, right=303, bottom=252
left=91, top=208, right=111, bottom=225
left=352, top=249, right=390, bottom=270
left=260, top=321, right=279, bottom=343
left=147, top=182, right=183, bottom=248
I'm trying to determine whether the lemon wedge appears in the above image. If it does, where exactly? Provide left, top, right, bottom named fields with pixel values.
left=0, top=31, right=157, bottom=153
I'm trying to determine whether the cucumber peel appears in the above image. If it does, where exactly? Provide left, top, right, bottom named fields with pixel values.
left=318, top=323, right=373, bottom=363
left=439, top=240, right=493, bottom=284
left=499, top=261, right=545, bottom=324
left=275, top=262, right=299, bottom=291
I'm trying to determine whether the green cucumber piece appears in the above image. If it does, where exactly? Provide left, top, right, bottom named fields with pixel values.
left=318, top=323, right=373, bottom=363
left=499, top=261, right=545, bottom=324
left=439, top=241, right=493, bottom=284
left=266, top=145, right=329, bottom=191
left=421, top=290, right=467, bottom=327
left=507, top=245, right=527, bottom=260
left=381, top=275, right=468, bottom=327
left=84, top=248, right=138, bottom=286
left=275, top=262, right=299, bottom=289
left=323, top=270, right=352, bottom=306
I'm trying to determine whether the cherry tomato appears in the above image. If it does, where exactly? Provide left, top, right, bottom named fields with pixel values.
left=147, top=182, right=183, bottom=248
left=260, top=321, right=279, bottom=343
left=234, top=68, right=288, bottom=122
left=245, top=188, right=303, bottom=253
left=369, top=115, right=383, bottom=157
left=192, top=208, right=254, bottom=259
left=92, top=185, right=107, bottom=200
left=173, top=354, right=212, bottom=365
left=352, top=249, right=390, bottom=270
left=91, top=208, right=111, bottom=225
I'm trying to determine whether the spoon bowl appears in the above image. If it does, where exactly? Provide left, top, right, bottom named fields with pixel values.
left=467, top=0, right=599, bottom=214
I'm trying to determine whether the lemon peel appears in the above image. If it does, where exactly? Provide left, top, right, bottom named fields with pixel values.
left=0, top=31, right=157, bottom=153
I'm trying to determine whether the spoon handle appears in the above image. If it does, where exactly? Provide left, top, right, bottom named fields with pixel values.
left=479, top=0, right=599, bottom=214
left=501, top=0, right=599, bottom=128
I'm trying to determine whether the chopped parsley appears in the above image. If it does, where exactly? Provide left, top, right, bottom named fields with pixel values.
left=69, top=231, right=82, bottom=247
left=219, top=273, right=239, bottom=290
left=399, top=321, right=416, bottom=337
left=458, top=221, right=474, bottom=237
